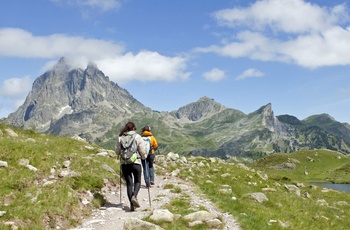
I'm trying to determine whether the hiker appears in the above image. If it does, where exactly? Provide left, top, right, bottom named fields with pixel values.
left=115, top=122, right=146, bottom=211
left=141, top=125, right=158, bottom=186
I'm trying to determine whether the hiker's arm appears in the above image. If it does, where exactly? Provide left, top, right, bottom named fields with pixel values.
left=151, top=136, right=158, bottom=150
left=115, top=137, right=121, bottom=156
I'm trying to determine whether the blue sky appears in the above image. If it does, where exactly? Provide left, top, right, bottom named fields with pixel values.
left=0, top=0, right=350, bottom=123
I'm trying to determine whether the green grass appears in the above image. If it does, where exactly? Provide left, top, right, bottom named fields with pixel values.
left=250, top=149, right=350, bottom=183
left=2, top=124, right=350, bottom=230
left=174, top=154, right=350, bottom=230
left=0, top=124, right=120, bottom=229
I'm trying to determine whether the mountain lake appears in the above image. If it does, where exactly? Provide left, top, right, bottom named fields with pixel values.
left=311, top=182, right=350, bottom=192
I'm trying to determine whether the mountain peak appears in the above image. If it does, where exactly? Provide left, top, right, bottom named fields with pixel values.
left=5, top=58, right=148, bottom=135
left=87, top=61, right=98, bottom=69
left=254, top=103, right=272, bottom=115
left=53, top=57, right=70, bottom=74
left=304, top=113, right=335, bottom=123
left=56, top=57, right=69, bottom=67
left=174, top=97, right=226, bottom=121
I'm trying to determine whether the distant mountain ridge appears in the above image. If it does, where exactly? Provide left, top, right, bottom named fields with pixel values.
left=3, top=58, right=350, bottom=158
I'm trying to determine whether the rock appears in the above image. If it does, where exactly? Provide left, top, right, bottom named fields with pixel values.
left=71, top=135, right=88, bottom=143
left=43, top=181, right=56, bottom=187
left=303, top=192, right=311, bottom=198
left=284, top=184, right=300, bottom=196
left=167, top=152, right=179, bottom=161
left=5, top=128, right=18, bottom=137
left=58, top=169, right=80, bottom=178
left=183, top=210, right=214, bottom=222
left=150, top=209, right=174, bottom=223
left=26, top=165, right=38, bottom=172
left=4, top=221, right=17, bottom=230
left=257, top=171, right=268, bottom=180
left=296, top=183, right=305, bottom=188
left=321, top=188, right=333, bottom=193
left=171, top=169, right=180, bottom=176
left=247, top=192, right=269, bottom=203
left=62, top=160, right=71, bottom=168
left=26, top=138, right=36, bottom=143
left=84, top=145, right=94, bottom=150
left=270, top=163, right=296, bottom=170
left=206, top=218, right=222, bottom=228
left=316, top=199, right=328, bottom=206
left=180, top=156, right=187, bottom=163
left=221, top=173, right=230, bottom=178
left=0, top=160, right=8, bottom=167
left=289, top=158, right=300, bottom=163
left=334, top=201, right=348, bottom=206
left=124, top=217, right=164, bottom=230
left=102, top=163, right=115, bottom=173
left=188, top=220, right=203, bottom=227
left=18, top=158, right=29, bottom=166
left=218, top=188, right=232, bottom=195
left=96, top=151, right=108, bottom=156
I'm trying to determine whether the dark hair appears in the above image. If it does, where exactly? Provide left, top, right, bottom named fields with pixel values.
left=119, top=122, right=136, bottom=136
left=141, top=125, right=151, bottom=132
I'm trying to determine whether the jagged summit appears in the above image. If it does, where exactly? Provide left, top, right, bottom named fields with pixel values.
left=5, top=58, right=149, bottom=137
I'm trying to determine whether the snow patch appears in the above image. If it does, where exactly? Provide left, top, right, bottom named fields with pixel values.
left=59, top=105, right=72, bottom=114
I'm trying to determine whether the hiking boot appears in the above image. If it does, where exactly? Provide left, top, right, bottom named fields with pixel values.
left=150, top=181, right=155, bottom=185
left=131, top=196, right=140, bottom=208
left=130, top=204, right=135, bottom=212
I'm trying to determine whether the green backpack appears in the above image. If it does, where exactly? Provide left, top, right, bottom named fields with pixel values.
left=120, top=134, right=139, bottom=164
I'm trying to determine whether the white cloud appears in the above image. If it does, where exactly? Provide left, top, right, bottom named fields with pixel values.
left=0, top=76, right=32, bottom=118
left=203, top=68, right=225, bottom=81
left=0, top=76, right=32, bottom=98
left=213, top=0, right=347, bottom=33
left=97, top=51, right=191, bottom=84
left=0, top=28, right=124, bottom=60
left=201, top=0, right=350, bottom=68
left=0, top=28, right=191, bottom=83
left=51, top=0, right=120, bottom=12
left=236, top=68, right=264, bottom=80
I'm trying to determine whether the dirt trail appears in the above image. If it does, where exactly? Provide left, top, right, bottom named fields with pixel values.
left=71, top=164, right=241, bottom=230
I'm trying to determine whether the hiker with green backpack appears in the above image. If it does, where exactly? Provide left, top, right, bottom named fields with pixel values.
left=115, top=121, right=146, bottom=212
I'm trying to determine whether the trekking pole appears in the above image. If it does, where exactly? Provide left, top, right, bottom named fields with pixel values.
left=146, top=163, right=152, bottom=208
left=119, top=156, right=122, bottom=204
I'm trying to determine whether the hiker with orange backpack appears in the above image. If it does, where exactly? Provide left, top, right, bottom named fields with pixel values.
left=141, top=125, right=158, bottom=186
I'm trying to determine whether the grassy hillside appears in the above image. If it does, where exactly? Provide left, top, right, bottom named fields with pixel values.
left=250, top=149, right=350, bottom=183
left=0, top=124, right=120, bottom=229
left=2, top=124, right=350, bottom=229
left=172, top=152, right=350, bottom=230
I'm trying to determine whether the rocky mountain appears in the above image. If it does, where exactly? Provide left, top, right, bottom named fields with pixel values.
left=3, top=58, right=350, bottom=158
left=5, top=57, right=150, bottom=139
left=171, top=96, right=227, bottom=122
